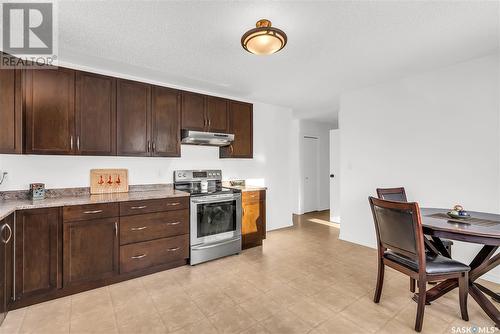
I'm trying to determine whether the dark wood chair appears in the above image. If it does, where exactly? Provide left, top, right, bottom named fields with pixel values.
left=368, top=197, right=470, bottom=332
left=376, top=187, right=454, bottom=293
left=376, top=187, right=408, bottom=202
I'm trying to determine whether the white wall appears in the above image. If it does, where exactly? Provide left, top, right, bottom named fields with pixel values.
left=329, top=129, right=340, bottom=223
left=339, top=54, right=500, bottom=281
left=0, top=62, right=299, bottom=232
left=296, top=120, right=335, bottom=214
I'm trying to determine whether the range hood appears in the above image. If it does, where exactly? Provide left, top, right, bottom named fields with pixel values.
left=181, top=130, right=234, bottom=147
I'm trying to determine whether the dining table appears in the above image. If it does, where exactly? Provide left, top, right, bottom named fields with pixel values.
left=420, top=208, right=500, bottom=327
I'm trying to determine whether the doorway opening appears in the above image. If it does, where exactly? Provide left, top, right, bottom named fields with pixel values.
left=302, top=136, right=320, bottom=213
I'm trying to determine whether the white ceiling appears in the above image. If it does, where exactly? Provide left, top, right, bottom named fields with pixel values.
left=57, top=0, right=499, bottom=123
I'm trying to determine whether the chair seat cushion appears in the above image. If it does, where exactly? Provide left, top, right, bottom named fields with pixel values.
left=384, top=250, right=469, bottom=274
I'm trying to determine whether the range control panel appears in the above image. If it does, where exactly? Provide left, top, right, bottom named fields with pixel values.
left=174, top=170, right=222, bottom=182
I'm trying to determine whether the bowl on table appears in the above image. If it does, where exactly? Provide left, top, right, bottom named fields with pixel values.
left=447, top=205, right=470, bottom=219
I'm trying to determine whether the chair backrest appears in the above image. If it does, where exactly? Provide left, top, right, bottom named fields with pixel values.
left=369, top=197, right=425, bottom=267
left=376, top=187, right=408, bottom=202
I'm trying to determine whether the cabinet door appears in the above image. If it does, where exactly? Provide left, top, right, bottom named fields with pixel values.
left=152, top=86, right=181, bottom=157
left=75, top=71, right=116, bottom=156
left=220, top=102, right=253, bottom=158
left=242, top=200, right=265, bottom=249
left=116, top=79, right=151, bottom=156
left=15, top=208, right=61, bottom=300
left=181, top=92, right=206, bottom=131
left=0, top=68, right=22, bottom=153
left=206, top=97, right=228, bottom=133
left=24, top=68, right=75, bottom=154
left=63, top=218, right=118, bottom=287
left=4, top=215, right=13, bottom=309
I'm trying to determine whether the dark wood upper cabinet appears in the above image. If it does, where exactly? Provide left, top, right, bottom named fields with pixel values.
left=63, top=218, right=119, bottom=287
left=0, top=68, right=22, bottom=154
left=24, top=68, right=76, bottom=155
left=116, top=79, right=151, bottom=156
left=75, top=72, right=116, bottom=156
left=152, top=86, right=181, bottom=157
left=1, top=63, right=251, bottom=159
left=181, top=92, right=206, bottom=131
left=220, top=101, right=253, bottom=158
left=206, top=97, right=228, bottom=133
left=15, top=208, right=62, bottom=300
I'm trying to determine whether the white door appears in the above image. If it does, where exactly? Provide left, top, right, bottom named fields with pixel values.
left=330, top=129, right=340, bottom=223
left=302, top=136, right=319, bottom=213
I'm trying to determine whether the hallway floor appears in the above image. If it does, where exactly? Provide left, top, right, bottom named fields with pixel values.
left=1, top=211, right=497, bottom=334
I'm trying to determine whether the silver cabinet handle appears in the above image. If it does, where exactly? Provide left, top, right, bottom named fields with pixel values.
left=167, top=202, right=180, bottom=206
left=131, top=254, right=147, bottom=259
left=208, top=119, right=211, bottom=128
left=152, top=141, right=156, bottom=152
left=147, top=141, right=151, bottom=153
left=77, top=136, right=80, bottom=151
left=70, top=136, right=74, bottom=150
left=131, top=206, right=147, bottom=210
left=166, top=247, right=180, bottom=252
left=131, top=226, right=147, bottom=231
left=83, top=210, right=103, bottom=214
left=4, top=224, right=12, bottom=244
left=115, top=222, right=118, bottom=237
left=166, top=221, right=181, bottom=226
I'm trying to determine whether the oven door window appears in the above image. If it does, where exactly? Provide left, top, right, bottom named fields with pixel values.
left=197, top=200, right=236, bottom=238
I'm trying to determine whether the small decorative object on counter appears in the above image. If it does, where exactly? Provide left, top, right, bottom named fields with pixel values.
left=230, top=180, right=245, bottom=187
left=30, top=183, right=45, bottom=200
left=447, top=204, right=470, bottom=219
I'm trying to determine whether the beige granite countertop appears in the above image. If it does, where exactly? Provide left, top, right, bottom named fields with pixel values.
left=223, top=185, right=267, bottom=192
left=0, top=186, right=189, bottom=221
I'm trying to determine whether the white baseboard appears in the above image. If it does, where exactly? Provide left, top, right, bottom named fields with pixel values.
left=330, top=215, right=341, bottom=223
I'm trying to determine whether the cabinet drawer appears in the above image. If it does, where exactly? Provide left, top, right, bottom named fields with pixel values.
left=242, top=190, right=265, bottom=203
left=63, top=203, right=119, bottom=222
left=120, top=210, right=189, bottom=245
left=120, top=197, right=189, bottom=216
left=120, top=235, right=188, bottom=274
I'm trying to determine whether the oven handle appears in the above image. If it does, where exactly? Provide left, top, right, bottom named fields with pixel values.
left=192, top=238, right=241, bottom=250
left=191, top=196, right=241, bottom=204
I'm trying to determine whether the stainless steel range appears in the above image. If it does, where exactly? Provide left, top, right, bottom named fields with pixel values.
left=174, top=170, right=242, bottom=265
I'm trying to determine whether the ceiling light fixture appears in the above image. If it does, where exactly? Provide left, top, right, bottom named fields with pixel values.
left=241, top=19, right=287, bottom=55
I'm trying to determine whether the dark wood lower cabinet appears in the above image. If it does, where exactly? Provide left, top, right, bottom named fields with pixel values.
left=242, top=190, right=266, bottom=250
left=63, top=218, right=119, bottom=287
left=15, top=208, right=62, bottom=301
left=0, top=214, right=14, bottom=326
left=8, top=199, right=190, bottom=310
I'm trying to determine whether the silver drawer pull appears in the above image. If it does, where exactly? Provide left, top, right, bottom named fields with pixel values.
left=167, top=202, right=180, bottom=206
left=83, top=210, right=103, bottom=214
left=166, top=221, right=181, bottom=226
left=166, top=247, right=180, bottom=252
left=131, top=226, right=148, bottom=231
left=131, top=206, right=147, bottom=210
left=131, top=254, right=147, bottom=259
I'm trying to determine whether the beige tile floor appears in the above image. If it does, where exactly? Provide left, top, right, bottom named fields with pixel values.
left=1, top=210, right=499, bottom=334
